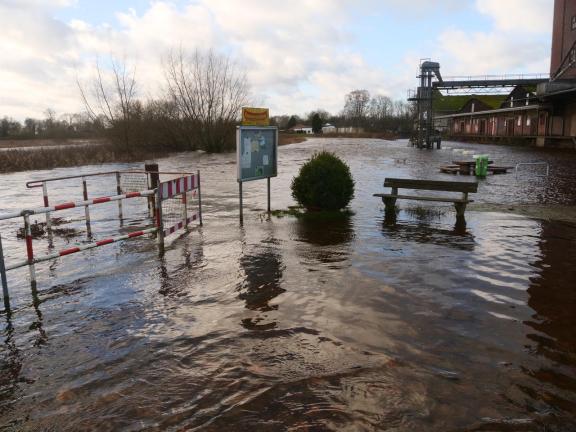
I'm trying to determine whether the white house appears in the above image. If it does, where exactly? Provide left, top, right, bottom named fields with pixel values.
left=321, top=123, right=336, bottom=134
left=290, top=124, right=314, bottom=134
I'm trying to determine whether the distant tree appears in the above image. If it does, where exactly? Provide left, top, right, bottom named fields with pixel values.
left=0, top=117, right=21, bottom=137
left=270, top=115, right=290, bottom=129
left=286, top=115, right=298, bottom=130
left=24, top=118, right=37, bottom=136
left=311, top=113, right=323, bottom=134
left=343, top=89, right=370, bottom=128
left=307, top=109, right=330, bottom=124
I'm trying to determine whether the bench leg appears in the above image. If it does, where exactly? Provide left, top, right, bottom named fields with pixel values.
left=454, top=202, right=467, bottom=219
left=383, top=197, right=397, bottom=214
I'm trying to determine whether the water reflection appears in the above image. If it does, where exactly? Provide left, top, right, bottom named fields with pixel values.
left=294, top=214, right=354, bottom=267
left=0, top=315, right=22, bottom=414
left=522, top=220, right=576, bottom=420
left=237, top=237, right=285, bottom=331
left=382, top=209, right=473, bottom=251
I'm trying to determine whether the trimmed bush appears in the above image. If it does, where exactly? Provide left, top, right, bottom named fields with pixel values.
left=291, top=151, right=355, bottom=210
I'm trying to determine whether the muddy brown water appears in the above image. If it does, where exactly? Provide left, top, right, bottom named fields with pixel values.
left=0, top=138, right=575, bottom=431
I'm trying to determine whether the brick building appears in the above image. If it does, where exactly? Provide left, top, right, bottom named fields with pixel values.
left=435, top=0, right=576, bottom=148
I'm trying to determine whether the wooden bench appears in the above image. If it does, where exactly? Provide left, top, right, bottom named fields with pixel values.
left=373, top=178, right=478, bottom=219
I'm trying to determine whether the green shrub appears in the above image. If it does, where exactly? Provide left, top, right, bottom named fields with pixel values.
left=291, top=151, right=355, bottom=210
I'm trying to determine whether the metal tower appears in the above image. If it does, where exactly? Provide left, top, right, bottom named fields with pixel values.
left=409, top=60, right=443, bottom=149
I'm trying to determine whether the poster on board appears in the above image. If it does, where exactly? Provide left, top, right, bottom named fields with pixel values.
left=236, top=126, right=278, bottom=182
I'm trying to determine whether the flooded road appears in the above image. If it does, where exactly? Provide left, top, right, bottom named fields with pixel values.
left=1, top=138, right=575, bottom=431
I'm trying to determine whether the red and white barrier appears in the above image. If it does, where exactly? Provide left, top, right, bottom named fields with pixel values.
left=0, top=190, right=154, bottom=221
left=155, top=171, right=202, bottom=249
left=0, top=169, right=202, bottom=312
left=159, top=174, right=197, bottom=200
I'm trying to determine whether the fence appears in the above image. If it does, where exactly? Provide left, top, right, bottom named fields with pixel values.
left=515, top=162, right=550, bottom=178
left=0, top=167, right=202, bottom=312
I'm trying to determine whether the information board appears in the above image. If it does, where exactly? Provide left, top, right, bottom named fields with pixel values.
left=237, top=126, right=278, bottom=182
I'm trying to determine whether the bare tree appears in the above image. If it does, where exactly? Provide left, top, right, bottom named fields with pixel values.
left=164, top=48, right=250, bottom=152
left=343, top=89, right=370, bottom=128
left=77, top=58, right=137, bottom=150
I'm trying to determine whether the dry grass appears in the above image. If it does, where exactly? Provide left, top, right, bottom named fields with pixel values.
left=0, top=138, right=106, bottom=150
left=0, top=144, right=167, bottom=173
left=278, top=133, right=307, bottom=146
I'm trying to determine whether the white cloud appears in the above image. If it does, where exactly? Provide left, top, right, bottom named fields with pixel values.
left=476, top=0, right=553, bottom=34
left=433, top=1, right=553, bottom=78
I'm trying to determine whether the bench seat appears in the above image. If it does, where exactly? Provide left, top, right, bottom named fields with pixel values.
left=373, top=193, right=473, bottom=204
left=374, top=177, right=478, bottom=220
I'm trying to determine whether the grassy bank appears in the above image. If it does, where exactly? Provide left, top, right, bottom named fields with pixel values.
left=279, top=133, right=307, bottom=146
left=0, top=143, right=170, bottom=173
left=0, top=138, right=106, bottom=150
left=0, top=134, right=308, bottom=174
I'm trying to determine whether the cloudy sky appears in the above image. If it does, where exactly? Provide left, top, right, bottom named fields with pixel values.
left=0, top=0, right=553, bottom=120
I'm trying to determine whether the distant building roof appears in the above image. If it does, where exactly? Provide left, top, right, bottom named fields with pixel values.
left=433, top=91, right=507, bottom=114
left=290, top=124, right=311, bottom=130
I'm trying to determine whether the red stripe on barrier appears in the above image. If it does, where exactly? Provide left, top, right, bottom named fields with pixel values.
left=96, top=238, right=114, bottom=246
left=191, top=174, right=195, bottom=190
left=125, top=192, right=141, bottom=198
left=176, top=179, right=181, bottom=195
left=55, top=202, right=75, bottom=210
left=26, top=235, right=34, bottom=260
left=168, top=181, right=173, bottom=198
left=128, top=231, right=144, bottom=238
left=59, top=247, right=80, bottom=256
left=43, top=196, right=49, bottom=207
left=92, top=197, right=111, bottom=204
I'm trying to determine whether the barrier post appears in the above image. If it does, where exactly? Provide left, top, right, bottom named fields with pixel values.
left=155, top=187, right=164, bottom=251
left=145, top=163, right=159, bottom=218
left=42, top=182, right=53, bottom=240
left=23, top=213, right=36, bottom=284
left=182, top=184, right=188, bottom=231
left=82, top=177, right=92, bottom=237
left=238, top=181, right=243, bottom=223
left=197, top=170, right=203, bottom=226
left=0, top=234, right=10, bottom=312
left=267, top=177, right=271, bottom=213
left=116, top=172, right=123, bottom=225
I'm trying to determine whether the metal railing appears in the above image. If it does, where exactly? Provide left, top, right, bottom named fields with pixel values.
left=0, top=169, right=202, bottom=313
left=515, top=162, right=550, bottom=178
left=440, top=73, right=549, bottom=82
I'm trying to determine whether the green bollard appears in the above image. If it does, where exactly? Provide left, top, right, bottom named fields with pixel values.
left=475, top=155, right=488, bottom=177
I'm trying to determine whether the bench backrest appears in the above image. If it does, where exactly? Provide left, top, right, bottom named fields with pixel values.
left=383, top=178, right=478, bottom=193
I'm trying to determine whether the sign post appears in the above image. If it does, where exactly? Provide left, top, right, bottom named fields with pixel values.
left=237, top=107, right=277, bottom=222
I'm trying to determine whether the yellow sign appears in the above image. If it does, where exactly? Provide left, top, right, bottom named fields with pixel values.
left=242, top=107, right=269, bottom=126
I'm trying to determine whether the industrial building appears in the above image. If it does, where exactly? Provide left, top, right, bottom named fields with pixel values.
left=414, top=0, right=576, bottom=148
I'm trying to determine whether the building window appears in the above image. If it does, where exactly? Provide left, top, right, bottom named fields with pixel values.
left=572, top=15, right=576, bottom=30
left=510, top=96, right=514, bottom=108
left=526, top=117, right=531, bottom=126
left=525, top=93, right=530, bottom=106
left=517, top=115, right=522, bottom=126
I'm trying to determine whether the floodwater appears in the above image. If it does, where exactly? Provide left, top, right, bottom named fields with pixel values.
left=0, top=138, right=575, bottom=431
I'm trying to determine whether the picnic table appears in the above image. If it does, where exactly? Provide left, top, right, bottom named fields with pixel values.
left=440, top=160, right=513, bottom=175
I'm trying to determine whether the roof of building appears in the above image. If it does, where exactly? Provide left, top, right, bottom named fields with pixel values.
left=433, top=91, right=507, bottom=113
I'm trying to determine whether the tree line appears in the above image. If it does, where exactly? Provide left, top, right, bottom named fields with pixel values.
left=272, top=89, right=414, bottom=135
left=2, top=49, right=414, bottom=152
left=0, top=110, right=102, bottom=140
